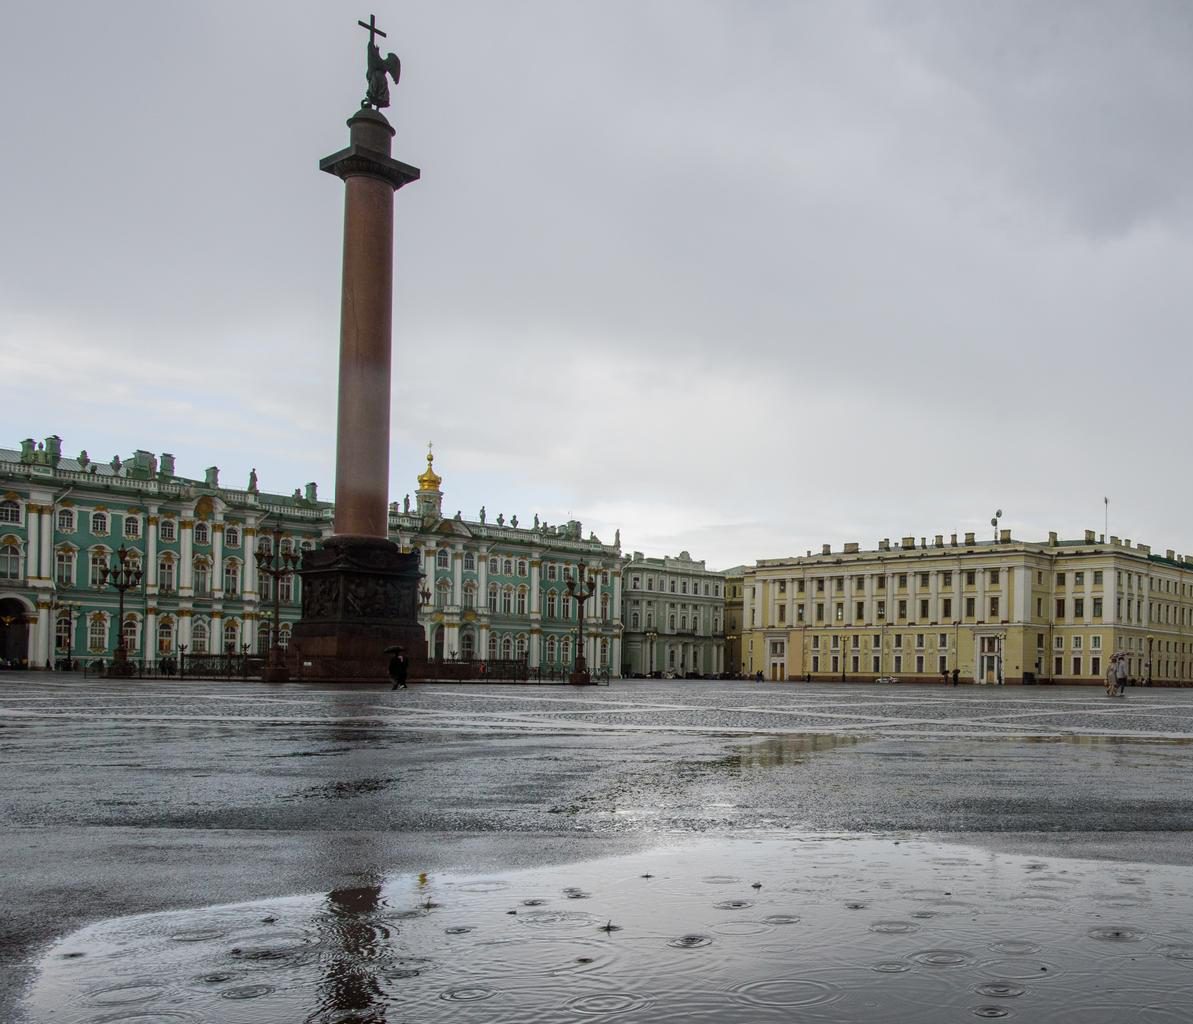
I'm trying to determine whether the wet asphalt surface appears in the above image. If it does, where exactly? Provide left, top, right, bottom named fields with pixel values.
left=4, top=674, right=1193, bottom=1019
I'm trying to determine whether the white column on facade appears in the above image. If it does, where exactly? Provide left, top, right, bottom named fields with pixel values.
left=478, top=622, right=490, bottom=660
left=612, top=570, right=622, bottom=627
left=212, top=521, right=225, bottom=598
left=145, top=607, right=158, bottom=665
left=1083, top=572, right=1093, bottom=626
left=242, top=613, right=255, bottom=653
left=529, top=630, right=540, bottom=668
left=147, top=508, right=159, bottom=591
left=1013, top=566, right=1027, bottom=622
left=742, top=581, right=753, bottom=632
left=611, top=634, right=622, bottom=676
left=39, top=506, right=53, bottom=581
left=180, top=521, right=194, bottom=594
left=243, top=526, right=258, bottom=599
left=178, top=611, right=192, bottom=650
left=929, top=571, right=939, bottom=622
left=478, top=547, right=489, bottom=610
left=529, top=557, right=541, bottom=614
left=26, top=505, right=41, bottom=581
left=1107, top=566, right=1118, bottom=626
left=452, top=545, right=464, bottom=606
left=976, top=567, right=987, bottom=621
left=35, top=599, right=51, bottom=667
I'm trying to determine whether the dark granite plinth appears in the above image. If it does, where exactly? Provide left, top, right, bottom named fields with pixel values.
left=289, top=536, right=426, bottom=682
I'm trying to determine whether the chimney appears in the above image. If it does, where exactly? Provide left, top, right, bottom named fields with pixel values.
left=1084, top=529, right=1095, bottom=544
left=1048, top=531, right=1058, bottom=545
left=901, top=536, right=915, bottom=549
left=964, top=531, right=975, bottom=545
left=934, top=535, right=944, bottom=547
left=1167, top=549, right=1176, bottom=560
left=1124, top=538, right=1132, bottom=548
left=205, top=466, right=219, bottom=487
left=920, top=537, right=927, bottom=549
left=950, top=533, right=958, bottom=546
left=844, top=542, right=859, bottom=554
left=821, top=543, right=831, bottom=555
left=305, top=482, right=318, bottom=502
left=1137, top=543, right=1150, bottom=555
left=159, top=453, right=175, bottom=477
left=1110, top=535, right=1120, bottom=545
left=999, top=528, right=1011, bottom=543
left=44, top=435, right=62, bottom=465
left=878, top=538, right=890, bottom=551
left=19, top=438, right=35, bottom=464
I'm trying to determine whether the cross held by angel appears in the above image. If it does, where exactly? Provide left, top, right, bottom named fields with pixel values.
left=359, top=14, right=401, bottom=110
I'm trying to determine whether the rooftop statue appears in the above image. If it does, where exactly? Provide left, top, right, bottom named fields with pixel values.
left=359, top=14, right=401, bottom=110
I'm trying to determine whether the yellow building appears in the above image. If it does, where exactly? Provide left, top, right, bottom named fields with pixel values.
left=722, top=566, right=748, bottom=676
left=742, top=529, right=1193, bottom=686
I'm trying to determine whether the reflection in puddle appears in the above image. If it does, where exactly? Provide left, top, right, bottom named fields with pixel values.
left=24, top=835, right=1193, bottom=1023
left=737, top=733, right=860, bottom=768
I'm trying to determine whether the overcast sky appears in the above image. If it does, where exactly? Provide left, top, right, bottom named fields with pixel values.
left=4, top=2, right=1193, bottom=570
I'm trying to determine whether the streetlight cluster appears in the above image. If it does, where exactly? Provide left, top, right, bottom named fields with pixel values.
left=565, top=565, right=597, bottom=684
left=255, top=526, right=300, bottom=682
left=100, top=545, right=143, bottom=676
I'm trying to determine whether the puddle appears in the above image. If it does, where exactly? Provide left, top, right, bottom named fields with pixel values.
left=24, top=835, right=1193, bottom=1023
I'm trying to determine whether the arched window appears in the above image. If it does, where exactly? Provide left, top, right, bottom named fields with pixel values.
left=561, top=636, right=572, bottom=663
left=193, top=522, right=209, bottom=545
left=546, top=636, right=557, bottom=662
left=463, top=552, right=475, bottom=571
left=257, top=627, right=270, bottom=654
left=501, top=587, right=513, bottom=614
left=55, top=614, right=72, bottom=651
left=159, top=556, right=176, bottom=593
left=488, top=583, right=498, bottom=612
left=279, top=623, right=291, bottom=649
left=257, top=536, right=273, bottom=557
left=517, top=560, right=527, bottom=577
left=502, top=636, right=513, bottom=659
left=123, top=516, right=140, bottom=539
left=122, top=617, right=138, bottom=652
left=89, top=548, right=108, bottom=587
left=600, top=638, right=610, bottom=666
left=223, top=561, right=240, bottom=595
left=460, top=631, right=475, bottom=660
left=503, top=558, right=513, bottom=576
left=192, top=621, right=209, bottom=654
left=546, top=591, right=557, bottom=618
left=547, top=564, right=557, bottom=581
left=57, top=508, right=74, bottom=532
left=516, top=587, right=527, bottom=615
left=223, top=619, right=239, bottom=652
left=0, top=543, right=20, bottom=580
left=225, top=526, right=240, bottom=547
left=279, top=538, right=293, bottom=556
left=463, top=582, right=476, bottom=609
left=88, top=616, right=107, bottom=651
left=55, top=548, right=75, bottom=585
left=91, top=511, right=109, bottom=535
left=488, top=556, right=498, bottom=574
left=193, top=559, right=211, bottom=596
left=436, top=579, right=451, bottom=608
left=160, top=518, right=176, bottom=541
left=279, top=576, right=294, bottom=603
left=157, top=618, right=174, bottom=654
left=631, top=611, right=640, bottom=629
left=487, top=633, right=498, bottom=660
left=515, top=635, right=526, bottom=659
left=600, top=594, right=609, bottom=619
left=436, top=548, right=450, bottom=569
left=0, top=500, right=20, bottom=524
left=669, top=614, right=676, bottom=630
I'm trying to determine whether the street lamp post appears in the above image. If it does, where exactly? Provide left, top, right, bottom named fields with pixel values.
left=644, top=629, right=657, bottom=677
left=100, top=545, right=143, bottom=677
left=255, top=527, right=300, bottom=682
left=50, top=597, right=80, bottom=670
left=565, top=564, right=597, bottom=685
left=1147, top=634, right=1154, bottom=687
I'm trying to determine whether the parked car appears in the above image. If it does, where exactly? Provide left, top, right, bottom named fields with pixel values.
left=874, top=675, right=899, bottom=684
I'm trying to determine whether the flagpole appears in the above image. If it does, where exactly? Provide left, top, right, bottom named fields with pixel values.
left=1104, top=497, right=1109, bottom=542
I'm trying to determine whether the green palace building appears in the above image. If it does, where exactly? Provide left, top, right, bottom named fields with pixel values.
left=0, top=437, right=632, bottom=675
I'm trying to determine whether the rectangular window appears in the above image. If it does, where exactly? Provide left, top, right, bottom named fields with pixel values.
left=851, top=655, right=859, bottom=673
left=965, top=597, right=975, bottom=617
left=966, top=571, right=976, bottom=586
left=796, top=605, right=805, bottom=622
left=831, top=635, right=840, bottom=650
left=893, top=633, right=903, bottom=649
left=851, top=635, right=860, bottom=649
left=1072, top=635, right=1083, bottom=650
left=876, top=600, right=886, bottom=620
left=916, top=655, right=924, bottom=673
left=855, top=601, right=864, bottom=620
left=816, top=603, right=824, bottom=621
left=989, top=569, right=999, bottom=584
left=778, top=580, right=786, bottom=594
left=1091, top=635, right=1102, bottom=650
left=1074, top=571, right=1084, bottom=585
left=1091, top=656, right=1101, bottom=676
left=916, top=633, right=925, bottom=648
left=897, top=599, right=907, bottom=618
left=1037, top=632, right=1045, bottom=650
left=1093, top=570, right=1103, bottom=585
left=876, top=576, right=885, bottom=590
left=1054, top=655, right=1063, bottom=675
left=1074, top=598, right=1084, bottom=617
left=919, top=599, right=929, bottom=619
left=797, top=580, right=805, bottom=593
left=894, top=654, right=903, bottom=673
left=1056, top=572, right=1066, bottom=586
left=872, top=654, right=880, bottom=672
left=777, top=605, right=786, bottom=623
left=1056, top=598, right=1065, bottom=619
left=942, top=598, right=952, bottom=618
left=938, top=633, right=947, bottom=647
left=938, top=654, right=947, bottom=673
left=834, top=603, right=844, bottom=621
left=989, top=596, right=1000, bottom=618
left=1072, top=655, right=1082, bottom=676
left=816, top=578, right=825, bottom=592
left=811, top=635, right=820, bottom=649
left=942, top=571, right=952, bottom=586
left=812, top=655, right=820, bottom=673
left=897, top=574, right=908, bottom=589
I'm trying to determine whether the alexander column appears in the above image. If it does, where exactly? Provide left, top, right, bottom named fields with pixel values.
left=290, top=14, right=427, bottom=681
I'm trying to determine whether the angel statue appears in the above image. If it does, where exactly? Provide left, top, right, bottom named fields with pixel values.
left=364, top=36, right=401, bottom=109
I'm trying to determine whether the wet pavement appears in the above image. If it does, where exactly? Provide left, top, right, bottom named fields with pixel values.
left=4, top=674, right=1193, bottom=1021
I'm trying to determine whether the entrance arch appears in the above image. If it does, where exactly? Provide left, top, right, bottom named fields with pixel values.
left=0, top=596, right=32, bottom=666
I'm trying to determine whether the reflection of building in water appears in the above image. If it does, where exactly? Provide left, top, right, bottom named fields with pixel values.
left=736, top=733, right=860, bottom=769
left=742, top=528, right=1193, bottom=685
left=312, top=882, right=386, bottom=1022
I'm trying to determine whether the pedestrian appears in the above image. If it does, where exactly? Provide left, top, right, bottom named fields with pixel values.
left=942, top=668, right=949, bottom=686
left=951, top=667, right=959, bottom=687
left=389, top=646, right=408, bottom=690
left=1114, top=652, right=1128, bottom=697
left=1105, top=655, right=1117, bottom=697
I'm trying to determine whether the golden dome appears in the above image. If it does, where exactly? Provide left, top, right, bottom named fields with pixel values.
left=417, top=445, right=441, bottom=490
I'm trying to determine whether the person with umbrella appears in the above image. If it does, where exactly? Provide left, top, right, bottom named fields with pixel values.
left=386, top=646, right=408, bottom=690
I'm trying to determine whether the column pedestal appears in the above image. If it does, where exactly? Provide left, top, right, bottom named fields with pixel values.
left=290, top=536, right=426, bottom=682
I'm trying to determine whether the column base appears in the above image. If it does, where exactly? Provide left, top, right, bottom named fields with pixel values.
left=289, top=536, right=427, bottom=683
